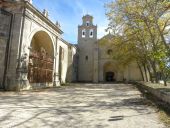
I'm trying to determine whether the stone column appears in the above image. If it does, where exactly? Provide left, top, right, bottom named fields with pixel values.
left=53, top=37, right=60, bottom=86
left=53, top=57, right=60, bottom=86
left=16, top=51, right=31, bottom=91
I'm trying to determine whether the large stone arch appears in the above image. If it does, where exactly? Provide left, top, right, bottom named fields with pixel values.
left=27, top=30, right=55, bottom=84
left=28, top=28, right=55, bottom=54
left=103, top=62, right=118, bottom=82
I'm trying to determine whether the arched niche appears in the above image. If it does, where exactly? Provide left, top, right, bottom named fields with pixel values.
left=28, top=31, right=54, bottom=83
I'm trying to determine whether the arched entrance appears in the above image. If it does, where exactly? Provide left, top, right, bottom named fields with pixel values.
left=106, top=72, right=115, bottom=82
left=28, top=31, right=54, bottom=83
left=103, top=62, right=116, bottom=82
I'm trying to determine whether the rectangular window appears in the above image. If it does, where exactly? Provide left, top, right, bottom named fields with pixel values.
left=86, top=21, right=90, bottom=26
left=85, top=55, right=88, bottom=61
left=89, top=29, right=93, bottom=38
left=82, top=29, right=86, bottom=38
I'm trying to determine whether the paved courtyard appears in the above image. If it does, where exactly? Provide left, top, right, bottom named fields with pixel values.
left=0, top=84, right=167, bottom=128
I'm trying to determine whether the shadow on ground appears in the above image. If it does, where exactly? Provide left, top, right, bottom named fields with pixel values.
left=0, top=84, right=166, bottom=128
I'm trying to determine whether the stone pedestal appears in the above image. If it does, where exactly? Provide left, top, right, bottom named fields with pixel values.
left=53, top=72, right=60, bottom=86
left=15, top=67, right=30, bottom=91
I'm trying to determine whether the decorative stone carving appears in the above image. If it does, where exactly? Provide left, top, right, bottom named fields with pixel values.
left=40, top=47, right=46, bottom=59
left=43, top=9, right=48, bottom=18
left=21, top=53, right=28, bottom=73
left=56, top=21, right=61, bottom=28
left=28, top=0, right=32, bottom=4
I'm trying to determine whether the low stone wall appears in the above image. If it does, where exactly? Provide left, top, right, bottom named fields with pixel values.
left=134, top=82, right=170, bottom=105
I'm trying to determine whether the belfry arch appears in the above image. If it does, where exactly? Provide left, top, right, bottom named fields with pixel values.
left=28, top=31, right=54, bottom=83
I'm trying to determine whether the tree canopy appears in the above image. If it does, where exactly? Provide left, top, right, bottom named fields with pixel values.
left=105, top=0, right=170, bottom=86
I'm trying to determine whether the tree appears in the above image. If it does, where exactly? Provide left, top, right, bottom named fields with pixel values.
left=105, top=0, right=170, bottom=86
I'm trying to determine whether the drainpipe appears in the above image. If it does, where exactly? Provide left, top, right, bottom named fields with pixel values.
left=2, top=11, right=13, bottom=91
left=16, top=3, right=26, bottom=91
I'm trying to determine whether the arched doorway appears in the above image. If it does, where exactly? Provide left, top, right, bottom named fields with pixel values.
left=106, top=72, right=115, bottom=82
left=28, top=31, right=54, bottom=83
left=103, top=62, right=117, bottom=82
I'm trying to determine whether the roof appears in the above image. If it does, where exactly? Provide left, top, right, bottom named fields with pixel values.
left=25, top=2, right=63, bottom=34
left=60, top=38, right=77, bottom=49
left=98, top=33, right=113, bottom=42
left=82, top=14, right=93, bottom=19
left=1, top=1, right=63, bottom=34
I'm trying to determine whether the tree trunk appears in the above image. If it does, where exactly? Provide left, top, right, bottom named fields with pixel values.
left=162, top=70, right=167, bottom=86
left=164, top=80, right=167, bottom=86
left=146, top=64, right=153, bottom=83
left=143, top=63, right=148, bottom=82
left=137, top=62, right=145, bottom=81
left=149, top=59, right=159, bottom=83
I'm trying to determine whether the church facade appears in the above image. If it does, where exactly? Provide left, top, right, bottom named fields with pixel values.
left=77, top=15, right=143, bottom=82
left=0, top=1, right=77, bottom=91
left=0, top=1, right=143, bottom=91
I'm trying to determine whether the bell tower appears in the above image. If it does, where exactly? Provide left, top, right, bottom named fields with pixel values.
left=77, top=15, right=98, bottom=82
left=78, top=15, right=97, bottom=42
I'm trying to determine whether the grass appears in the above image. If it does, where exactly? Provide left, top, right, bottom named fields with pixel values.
left=143, top=82, right=170, bottom=89
left=159, top=110, right=170, bottom=127
left=133, top=82, right=170, bottom=127
left=138, top=82, right=170, bottom=93
left=144, top=91, right=170, bottom=127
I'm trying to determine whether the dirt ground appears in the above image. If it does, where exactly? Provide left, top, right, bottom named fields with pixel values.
left=0, top=83, right=167, bottom=128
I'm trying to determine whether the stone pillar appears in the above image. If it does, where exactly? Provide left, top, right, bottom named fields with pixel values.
left=16, top=52, right=30, bottom=91
left=53, top=37, right=60, bottom=86
left=53, top=57, right=60, bottom=86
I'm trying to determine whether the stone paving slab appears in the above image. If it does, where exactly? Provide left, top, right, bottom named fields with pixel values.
left=0, top=84, right=167, bottom=128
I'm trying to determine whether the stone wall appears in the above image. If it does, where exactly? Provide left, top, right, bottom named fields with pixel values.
left=57, top=39, right=69, bottom=83
left=66, top=45, right=77, bottom=82
left=78, top=40, right=95, bottom=82
left=0, top=9, right=12, bottom=88
left=0, top=1, right=76, bottom=90
left=98, top=37, right=143, bottom=82
left=135, top=82, right=170, bottom=106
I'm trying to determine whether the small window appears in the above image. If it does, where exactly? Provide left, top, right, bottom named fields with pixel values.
left=86, top=21, right=90, bottom=26
left=82, top=29, right=86, bottom=38
left=85, top=56, right=88, bottom=61
left=89, top=29, right=93, bottom=38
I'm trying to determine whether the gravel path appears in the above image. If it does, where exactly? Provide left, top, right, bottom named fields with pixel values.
left=0, top=84, right=167, bottom=128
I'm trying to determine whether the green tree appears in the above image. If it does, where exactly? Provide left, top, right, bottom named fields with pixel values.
left=105, top=0, right=170, bottom=86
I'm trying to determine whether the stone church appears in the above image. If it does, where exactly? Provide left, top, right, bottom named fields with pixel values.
left=0, top=0, right=142, bottom=91
left=77, top=15, right=143, bottom=83
left=0, top=0, right=77, bottom=91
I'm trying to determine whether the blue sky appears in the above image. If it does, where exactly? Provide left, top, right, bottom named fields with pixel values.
left=33, top=0, right=111, bottom=44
